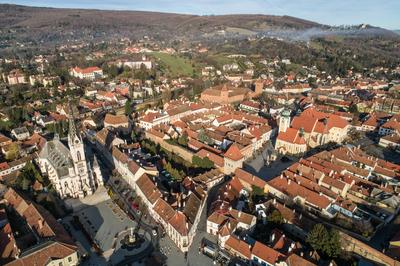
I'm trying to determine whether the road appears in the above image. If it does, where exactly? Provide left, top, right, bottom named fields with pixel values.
left=159, top=180, right=227, bottom=266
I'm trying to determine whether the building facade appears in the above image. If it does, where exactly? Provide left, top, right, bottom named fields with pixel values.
left=38, top=107, right=103, bottom=198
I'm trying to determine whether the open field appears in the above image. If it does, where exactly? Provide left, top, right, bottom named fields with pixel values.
left=150, top=52, right=196, bottom=78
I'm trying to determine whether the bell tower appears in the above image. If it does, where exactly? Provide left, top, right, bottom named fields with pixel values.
left=279, top=108, right=291, bottom=133
left=67, top=101, right=92, bottom=196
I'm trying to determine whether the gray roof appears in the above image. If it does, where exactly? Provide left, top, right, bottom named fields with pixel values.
left=40, top=138, right=73, bottom=178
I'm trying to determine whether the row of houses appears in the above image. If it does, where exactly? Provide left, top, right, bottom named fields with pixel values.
left=94, top=128, right=221, bottom=252
left=0, top=188, right=79, bottom=265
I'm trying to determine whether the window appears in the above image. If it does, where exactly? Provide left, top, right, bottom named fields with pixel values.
left=77, top=151, right=81, bottom=161
left=68, top=257, right=72, bottom=262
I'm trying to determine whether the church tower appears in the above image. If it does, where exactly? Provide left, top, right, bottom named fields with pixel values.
left=279, top=108, right=291, bottom=133
left=68, top=102, right=93, bottom=197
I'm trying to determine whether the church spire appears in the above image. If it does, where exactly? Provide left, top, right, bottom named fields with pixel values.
left=68, top=100, right=80, bottom=141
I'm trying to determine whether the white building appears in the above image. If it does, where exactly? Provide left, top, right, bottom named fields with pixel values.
left=70, top=66, right=103, bottom=80
left=118, top=55, right=152, bottom=69
left=38, top=106, right=103, bottom=198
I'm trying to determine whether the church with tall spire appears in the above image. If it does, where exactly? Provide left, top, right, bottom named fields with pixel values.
left=38, top=102, right=103, bottom=198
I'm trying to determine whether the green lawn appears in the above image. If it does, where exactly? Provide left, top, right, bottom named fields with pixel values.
left=150, top=52, right=195, bottom=78
left=206, top=53, right=235, bottom=68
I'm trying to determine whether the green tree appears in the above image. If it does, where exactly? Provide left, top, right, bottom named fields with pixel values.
left=5, top=143, right=19, bottom=161
left=192, top=155, right=214, bottom=169
left=307, top=224, right=341, bottom=258
left=252, top=185, right=265, bottom=197
left=125, top=99, right=133, bottom=116
left=348, top=104, right=358, bottom=114
left=267, top=210, right=284, bottom=225
left=177, top=134, right=189, bottom=147
left=198, top=129, right=213, bottom=145
left=325, top=229, right=342, bottom=258
left=307, top=223, right=328, bottom=252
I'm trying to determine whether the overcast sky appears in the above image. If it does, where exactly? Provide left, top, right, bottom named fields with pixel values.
left=1, top=0, right=399, bottom=29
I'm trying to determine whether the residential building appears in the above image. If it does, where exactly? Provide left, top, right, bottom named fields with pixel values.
left=69, top=66, right=103, bottom=80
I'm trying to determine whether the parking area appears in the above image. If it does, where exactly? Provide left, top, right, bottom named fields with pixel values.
left=129, top=147, right=159, bottom=169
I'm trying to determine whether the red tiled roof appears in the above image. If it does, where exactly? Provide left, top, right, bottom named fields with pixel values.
left=286, top=253, right=317, bottom=266
left=168, top=211, right=189, bottom=236
left=225, top=236, right=251, bottom=259
left=196, top=149, right=224, bottom=167
left=72, top=66, right=102, bottom=74
left=104, top=114, right=129, bottom=126
left=6, top=241, right=76, bottom=266
left=224, top=144, right=244, bottom=161
left=277, top=128, right=306, bottom=145
left=136, top=174, right=161, bottom=204
left=234, top=168, right=266, bottom=189
left=268, top=176, right=331, bottom=210
left=291, top=108, right=348, bottom=133
left=153, top=199, right=175, bottom=224
left=252, top=241, right=284, bottom=264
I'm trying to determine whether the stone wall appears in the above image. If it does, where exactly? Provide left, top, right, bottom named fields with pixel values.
left=145, top=131, right=194, bottom=162
left=340, top=232, right=400, bottom=266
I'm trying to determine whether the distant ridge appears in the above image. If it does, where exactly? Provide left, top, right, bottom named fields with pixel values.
left=0, top=3, right=398, bottom=55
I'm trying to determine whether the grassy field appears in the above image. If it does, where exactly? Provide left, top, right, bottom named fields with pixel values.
left=150, top=52, right=195, bottom=78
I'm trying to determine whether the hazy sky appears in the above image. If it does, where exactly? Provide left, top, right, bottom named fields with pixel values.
left=1, top=0, right=399, bottom=29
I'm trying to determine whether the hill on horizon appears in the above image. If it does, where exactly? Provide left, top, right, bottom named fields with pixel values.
left=0, top=3, right=397, bottom=47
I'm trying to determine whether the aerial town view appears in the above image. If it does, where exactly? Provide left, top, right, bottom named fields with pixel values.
left=0, top=1, right=399, bottom=265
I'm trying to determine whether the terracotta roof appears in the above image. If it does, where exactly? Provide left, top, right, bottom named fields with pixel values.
left=228, top=209, right=255, bottom=226
left=147, top=128, right=167, bottom=139
left=277, top=128, right=306, bottom=145
left=112, top=147, right=129, bottom=164
left=224, top=144, right=244, bottom=161
left=0, top=134, right=12, bottom=144
left=268, top=177, right=331, bottom=210
left=104, top=114, right=129, bottom=126
left=362, top=115, right=379, bottom=128
left=3, top=189, right=75, bottom=247
left=141, top=111, right=167, bottom=123
left=0, top=210, right=17, bottom=264
left=169, top=211, right=189, bottom=236
left=234, top=168, right=266, bottom=189
left=72, top=66, right=102, bottom=74
left=196, top=149, right=224, bottom=168
left=5, top=241, right=76, bottom=266
left=252, top=241, right=284, bottom=264
left=153, top=199, right=175, bottom=224
left=225, top=236, right=251, bottom=259
left=128, top=160, right=141, bottom=174
left=135, top=174, right=161, bottom=204
left=207, top=212, right=228, bottom=225
left=286, top=253, right=317, bottom=266
left=291, top=108, right=348, bottom=133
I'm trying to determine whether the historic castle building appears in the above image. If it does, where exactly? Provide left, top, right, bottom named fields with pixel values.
left=38, top=106, right=103, bottom=198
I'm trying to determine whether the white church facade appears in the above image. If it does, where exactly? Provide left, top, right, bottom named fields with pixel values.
left=38, top=107, right=103, bottom=198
